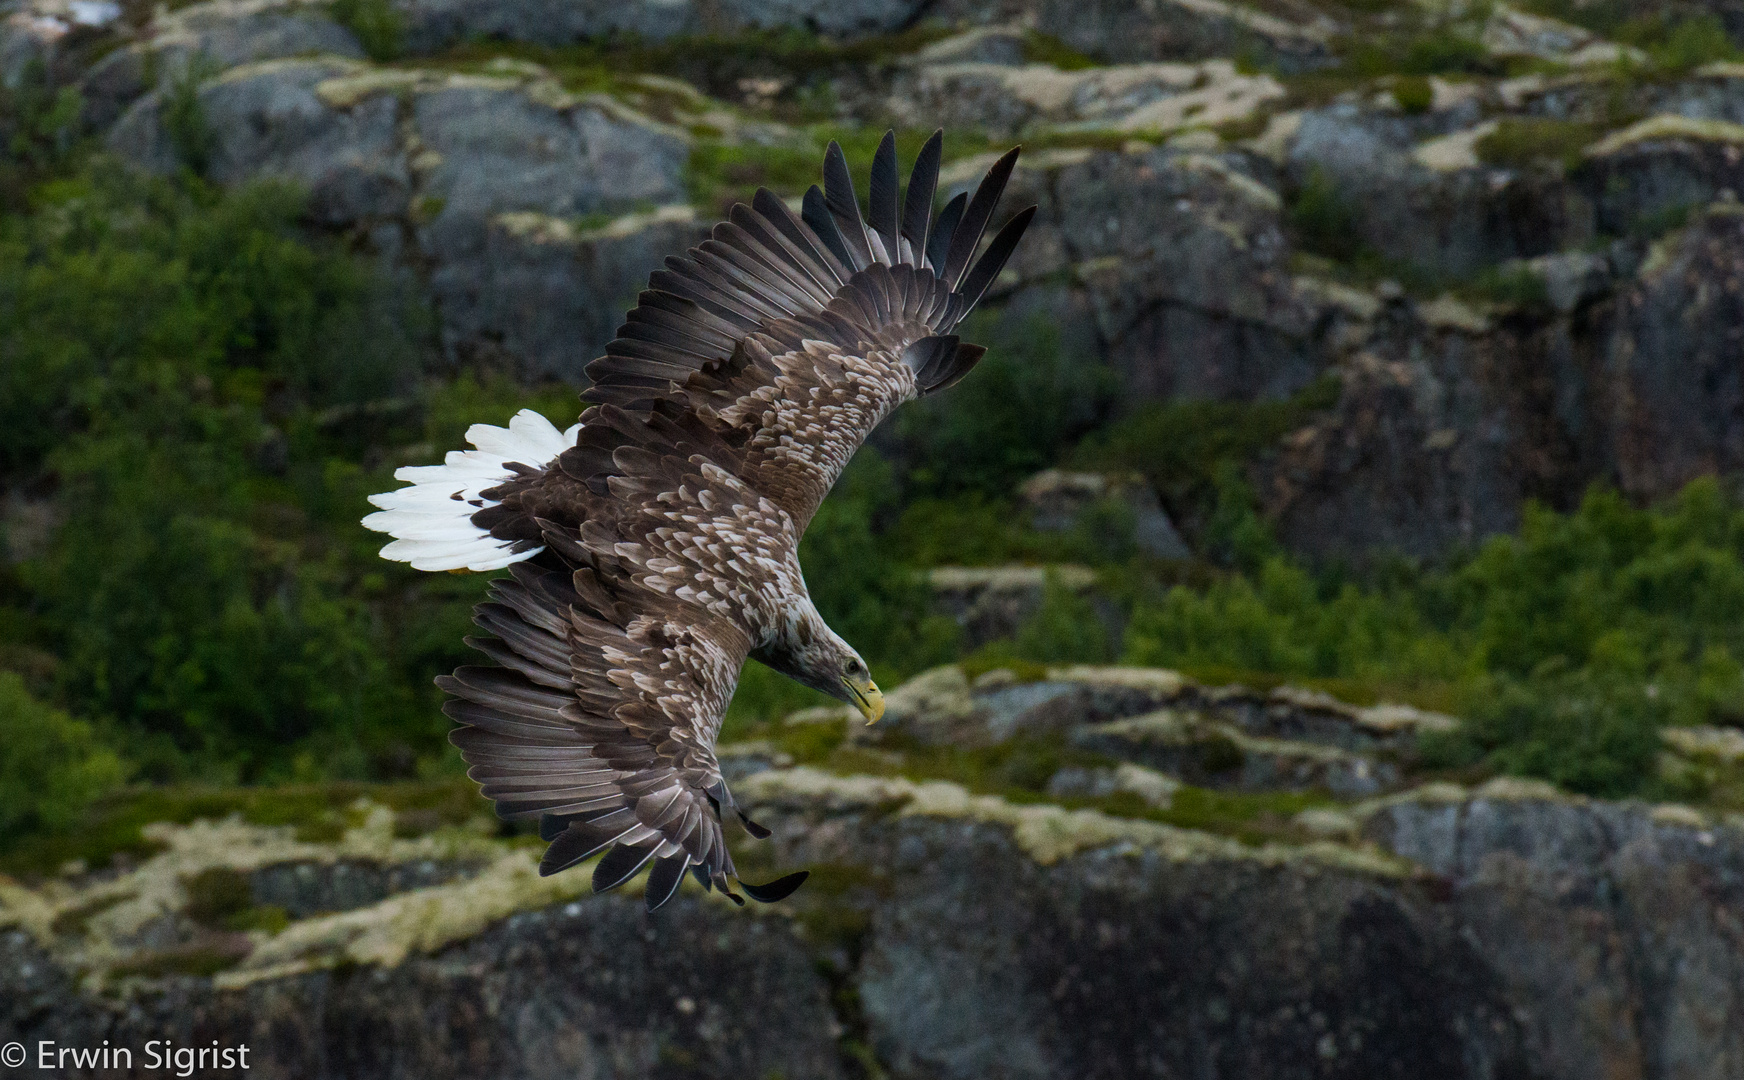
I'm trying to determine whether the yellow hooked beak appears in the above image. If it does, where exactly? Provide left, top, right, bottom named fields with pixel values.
left=843, top=676, right=885, bottom=725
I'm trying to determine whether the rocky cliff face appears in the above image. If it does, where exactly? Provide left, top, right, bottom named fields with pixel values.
left=11, top=0, right=1744, bottom=557
left=4, top=664, right=1744, bottom=1078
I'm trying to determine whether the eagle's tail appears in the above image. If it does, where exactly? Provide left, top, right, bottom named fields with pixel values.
left=361, top=409, right=579, bottom=572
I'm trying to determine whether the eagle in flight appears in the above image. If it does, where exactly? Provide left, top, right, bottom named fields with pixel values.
left=364, top=132, right=1033, bottom=911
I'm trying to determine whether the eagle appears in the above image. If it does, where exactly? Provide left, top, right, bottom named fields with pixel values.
left=363, top=132, right=1033, bottom=910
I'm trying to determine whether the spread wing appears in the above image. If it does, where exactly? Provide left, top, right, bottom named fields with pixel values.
left=585, top=130, right=1035, bottom=530
left=420, top=134, right=1033, bottom=911
left=440, top=402, right=810, bottom=908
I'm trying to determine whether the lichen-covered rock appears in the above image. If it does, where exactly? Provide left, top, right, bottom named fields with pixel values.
left=884, top=57, right=1283, bottom=140
left=988, top=142, right=1320, bottom=403
left=108, top=57, right=409, bottom=224
left=742, top=769, right=1522, bottom=1080
left=926, top=0, right=1337, bottom=71
left=1285, top=104, right=1570, bottom=278
left=106, top=57, right=690, bottom=374
left=80, top=0, right=365, bottom=127
left=0, top=898, right=846, bottom=1080
left=1584, top=114, right=1744, bottom=236
left=1072, top=709, right=1402, bottom=796
left=451, top=204, right=708, bottom=379
left=395, top=0, right=929, bottom=53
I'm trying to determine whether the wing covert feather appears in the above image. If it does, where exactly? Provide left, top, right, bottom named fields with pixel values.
left=433, top=132, right=1034, bottom=911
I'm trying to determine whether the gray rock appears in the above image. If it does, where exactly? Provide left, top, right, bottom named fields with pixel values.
left=1527, top=248, right=1610, bottom=313
left=249, top=857, right=486, bottom=917
left=884, top=58, right=1284, bottom=141
left=395, top=0, right=928, bottom=52
left=1072, top=709, right=1402, bottom=796
left=911, top=25, right=1029, bottom=67
left=1287, top=104, right=1571, bottom=277
left=397, top=0, right=696, bottom=52
left=926, top=0, right=1336, bottom=71
left=0, top=895, right=846, bottom=1079
left=107, top=57, right=410, bottom=225
left=408, top=86, right=688, bottom=369
left=1582, top=115, right=1744, bottom=236
left=81, top=0, right=364, bottom=126
left=1601, top=200, right=1744, bottom=502
left=1018, top=468, right=1191, bottom=559
left=741, top=781, right=1532, bottom=1080
left=1365, top=784, right=1744, bottom=1080
left=444, top=205, right=708, bottom=379
left=1, top=8, right=55, bottom=89
left=989, top=144, right=1320, bottom=403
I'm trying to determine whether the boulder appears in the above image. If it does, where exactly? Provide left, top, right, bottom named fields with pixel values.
left=1600, top=199, right=1744, bottom=502
left=1071, top=709, right=1402, bottom=796
left=107, top=57, right=409, bottom=224
left=458, top=206, right=710, bottom=379
left=926, top=564, right=1098, bottom=650
left=1362, top=781, right=1744, bottom=1079
left=1582, top=114, right=1744, bottom=236
left=394, top=0, right=930, bottom=53
left=80, top=0, right=364, bottom=127
left=1285, top=104, right=1572, bottom=278
left=1018, top=468, right=1191, bottom=559
left=884, top=56, right=1284, bottom=140
left=925, top=0, right=1337, bottom=71
left=985, top=142, right=1321, bottom=403
left=106, top=58, right=691, bottom=377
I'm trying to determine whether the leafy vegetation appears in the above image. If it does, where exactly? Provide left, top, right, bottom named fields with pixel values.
left=1474, top=117, right=1599, bottom=171
left=0, top=672, right=125, bottom=835
left=328, top=0, right=407, bottom=62
left=1286, top=166, right=1364, bottom=262
left=0, top=58, right=85, bottom=212
left=1126, top=481, right=1744, bottom=796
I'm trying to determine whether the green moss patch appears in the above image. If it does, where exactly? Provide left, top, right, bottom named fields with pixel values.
left=1475, top=117, right=1599, bottom=170
left=111, top=938, right=252, bottom=979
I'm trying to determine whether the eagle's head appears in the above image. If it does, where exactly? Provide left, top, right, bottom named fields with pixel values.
left=754, top=602, right=884, bottom=724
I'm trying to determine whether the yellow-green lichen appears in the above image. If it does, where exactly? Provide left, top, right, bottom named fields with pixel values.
left=738, top=767, right=1412, bottom=877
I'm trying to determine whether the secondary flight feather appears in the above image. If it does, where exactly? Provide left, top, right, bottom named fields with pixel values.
left=363, top=132, right=1034, bottom=911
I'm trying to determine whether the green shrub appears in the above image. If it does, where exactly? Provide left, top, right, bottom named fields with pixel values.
left=1012, top=570, right=1113, bottom=664
left=1072, top=374, right=1340, bottom=555
left=162, top=59, right=220, bottom=175
left=1392, top=75, right=1434, bottom=114
left=1444, top=666, right=1667, bottom=797
left=1287, top=166, right=1363, bottom=261
left=1124, top=478, right=1744, bottom=796
left=0, top=57, right=84, bottom=209
left=1474, top=117, right=1597, bottom=171
left=800, top=451, right=962, bottom=682
left=1646, top=15, right=1739, bottom=72
left=0, top=672, right=125, bottom=834
left=328, top=0, right=406, bottom=62
left=1467, top=262, right=1550, bottom=310
left=892, top=312, right=1115, bottom=499
left=1342, top=24, right=1496, bottom=78
left=0, top=166, right=444, bottom=780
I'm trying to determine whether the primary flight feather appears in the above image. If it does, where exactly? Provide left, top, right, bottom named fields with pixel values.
left=363, top=132, right=1034, bottom=911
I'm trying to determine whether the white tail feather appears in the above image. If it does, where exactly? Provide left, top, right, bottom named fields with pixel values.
left=363, top=409, right=580, bottom=572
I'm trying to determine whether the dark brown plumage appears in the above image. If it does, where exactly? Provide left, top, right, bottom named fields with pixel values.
left=363, top=132, right=1034, bottom=910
